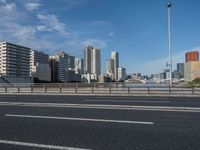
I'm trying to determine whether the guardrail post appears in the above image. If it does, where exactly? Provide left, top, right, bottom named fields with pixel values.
left=5, top=87, right=7, bottom=93
left=18, top=87, right=20, bottom=93
left=192, top=87, right=194, bottom=95
left=59, top=84, right=62, bottom=93
left=109, top=87, right=111, bottom=94
left=169, top=87, right=171, bottom=94
left=148, top=87, right=150, bottom=94
left=128, top=87, right=130, bottom=94
left=92, top=87, right=94, bottom=94
left=44, top=84, right=47, bottom=93
left=31, top=87, right=33, bottom=93
left=75, top=86, right=77, bottom=93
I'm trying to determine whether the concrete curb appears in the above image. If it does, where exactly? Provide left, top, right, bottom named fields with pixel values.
left=0, top=92, right=200, bottom=97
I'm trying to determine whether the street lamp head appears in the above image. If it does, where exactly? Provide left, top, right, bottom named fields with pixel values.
left=167, top=2, right=172, bottom=8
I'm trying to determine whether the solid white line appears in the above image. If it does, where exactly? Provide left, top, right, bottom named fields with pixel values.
left=5, top=114, right=154, bottom=125
left=83, top=100, right=170, bottom=103
left=0, top=139, right=91, bottom=150
left=97, top=97, right=169, bottom=100
left=1, top=102, right=200, bottom=113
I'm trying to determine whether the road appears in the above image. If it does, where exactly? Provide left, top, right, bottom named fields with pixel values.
left=0, top=95, right=200, bottom=150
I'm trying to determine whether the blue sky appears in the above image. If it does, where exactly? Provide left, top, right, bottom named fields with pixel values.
left=0, top=0, right=200, bottom=75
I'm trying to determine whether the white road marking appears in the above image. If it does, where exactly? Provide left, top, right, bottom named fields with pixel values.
left=5, top=114, right=154, bottom=125
left=92, top=97, right=169, bottom=100
left=0, top=102, right=200, bottom=113
left=0, top=139, right=91, bottom=150
left=83, top=100, right=170, bottom=103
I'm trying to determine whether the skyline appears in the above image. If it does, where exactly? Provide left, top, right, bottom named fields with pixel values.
left=0, top=0, right=200, bottom=75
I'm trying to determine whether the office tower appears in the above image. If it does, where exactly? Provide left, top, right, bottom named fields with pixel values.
left=0, top=42, right=30, bottom=78
left=111, top=51, right=119, bottom=81
left=83, top=46, right=101, bottom=75
left=84, top=46, right=93, bottom=74
left=185, top=51, right=199, bottom=62
left=75, top=58, right=83, bottom=74
left=184, top=61, right=200, bottom=81
left=177, top=63, right=184, bottom=78
left=49, top=52, right=68, bottom=82
left=91, top=48, right=101, bottom=75
left=174, top=70, right=181, bottom=79
left=106, top=59, right=114, bottom=80
left=118, top=67, right=126, bottom=81
left=49, top=57, right=58, bottom=83
left=184, top=51, right=200, bottom=81
left=68, top=55, right=75, bottom=70
left=30, top=50, right=51, bottom=81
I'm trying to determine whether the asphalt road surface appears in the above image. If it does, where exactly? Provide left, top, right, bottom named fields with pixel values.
left=0, top=95, right=200, bottom=150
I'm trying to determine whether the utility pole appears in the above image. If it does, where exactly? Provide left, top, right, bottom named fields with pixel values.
left=167, top=2, right=173, bottom=87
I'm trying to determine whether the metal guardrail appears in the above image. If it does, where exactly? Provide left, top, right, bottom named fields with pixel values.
left=0, top=83, right=199, bottom=95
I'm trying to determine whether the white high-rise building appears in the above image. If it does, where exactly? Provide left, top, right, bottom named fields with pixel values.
left=30, top=50, right=51, bottom=82
left=118, top=67, right=126, bottom=81
left=0, top=42, right=30, bottom=78
left=83, top=46, right=101, bottom=75
left=68, top=55, right=75, bottom=70
left=49, top=52, right=68, bottom=82
left=91, top=48, right=100, bottom=75
left=75, top=58, right=83, bottom=74
left=84, top=46, right=93, bottom=74
left=111, top=51, right=119, bottom=81
left=106, top=59, right=114, bottom=80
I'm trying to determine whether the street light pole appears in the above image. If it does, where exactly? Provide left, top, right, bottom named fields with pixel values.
left=167, top=2, right=173, bottom=87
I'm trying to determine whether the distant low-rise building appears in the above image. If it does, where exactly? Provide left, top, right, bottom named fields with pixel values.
left=184, top=61, right=200, bottom=81
left=173, top=70, right=181, bottom=79
left=49, top=52, right=68, bottom=82
left=185, top=51, right=199, bottom=63
left=81, top=73, right=98, bottom=83
left=152, top=73, right=162, bottom=83
left=30, top=50, right=51, bottom=82
left=106, top=59, right=114, bottom=80
left=49, top=57, right=59, bottom=83
left=177, top=63, right=184, bottom=78
left=75, top=58, right=83, bottom=74
left=118, top=67, right=126, bottom=81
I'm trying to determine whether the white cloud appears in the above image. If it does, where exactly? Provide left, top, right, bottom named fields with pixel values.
left=0, top=0, right=109, bottom=55
left=0, top=0, right=6, bottom=4
left=135, top=49, right=200, bottom=75
left=62, top=0, right=89, bottom=9
left=2, top=3, right=16, bottom=12
left=108, top=32, right=114, bottom=37
left=25, top=2, right=42, bottom=11
left=82, top=39, right=107, bottom=49
left=36, top=25, right=46, bottom=31
left=37, top=14, right=68, bottom=35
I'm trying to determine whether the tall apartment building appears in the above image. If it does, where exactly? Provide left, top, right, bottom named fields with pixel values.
left=49, top=57, right=59, bottom=83
left=184, top=51, right=200, bottom=81
left=185, top=51, right=199, bottom=62
left=0, top=42, right=30, bottom=79
left=68, top=55, right=75, bottom=70
left=177, top=63, right=184, bottom=78
left=91, top=48, right=100, bottom=75
left=184, top=61, right=200, bottom=81
left=49, top=52, right=68, bottom=82
left=84, top=46, right=92, bottom=74
left=111, top=51, right=119, bottom=81
left=75, top=58, right=83, bottom=74
left=83, top=46, right=101, bottom=75
left=30, top=50, right=51, bottom=82
left=118, top=67, right=126, bottom=81
left=106, top=59, right=114, bottom=80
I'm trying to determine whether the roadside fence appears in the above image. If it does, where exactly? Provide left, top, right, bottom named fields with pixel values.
left=0, top=83, right=199, bottom=95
